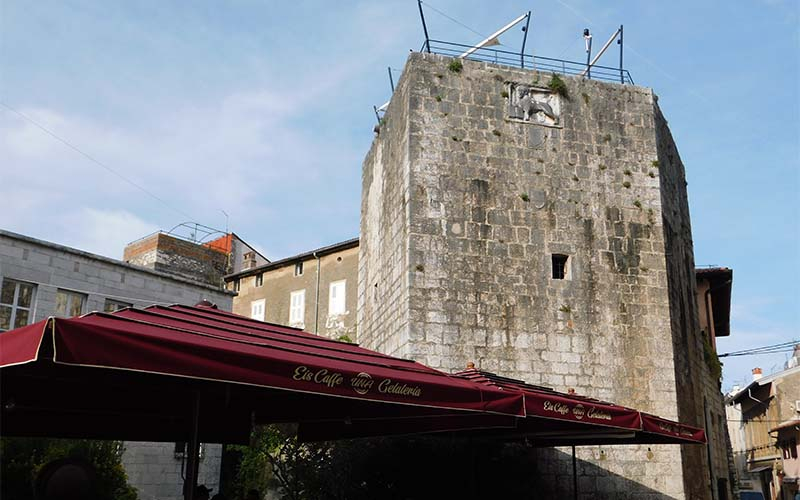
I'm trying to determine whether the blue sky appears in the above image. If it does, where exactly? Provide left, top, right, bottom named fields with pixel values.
left=1, top=0, right=797, bottom=389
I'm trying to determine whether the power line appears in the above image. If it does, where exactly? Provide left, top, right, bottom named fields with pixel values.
left=1, top=100, right=197, bottom=222
left=421, top=1, right=489, bottom=39
left=719, top=340, right=799, bottom=358
left=420, top=1, right=510, bottom=48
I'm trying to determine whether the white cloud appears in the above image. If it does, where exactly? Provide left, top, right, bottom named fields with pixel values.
left=57, top=208, right=160, bottom=259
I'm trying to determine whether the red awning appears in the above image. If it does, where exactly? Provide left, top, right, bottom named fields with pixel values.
left=453, top=369, right=706, bottom=445
left=0, top=304, right=524, bottom=444
left=298, top=369, right=706, bottom=445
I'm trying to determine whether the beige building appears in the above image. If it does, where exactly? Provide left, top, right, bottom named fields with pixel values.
left=727, top=359, right=800, bottom=500
left=225, top=238, right=358, bottom=340
left=696, top=267, right=737, bottom=498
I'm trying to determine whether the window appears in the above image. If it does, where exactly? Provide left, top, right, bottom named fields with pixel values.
left=289, top=290, right=305, bottom=327
left=255, top=273, right=264, bottom=287
left=233, top=279, right=241, bottom=292
left=329, top=280, right=346, bottom=316
left=294, top=262, right=303, bottom=277
left=0, top=279, right=36, bottom=331
left=55, top=289, right=86, bottom=317
left=551, top=254, right=570, bottom=280
left=104, top=299, right=132, bottom=313
left=251, top=299, right=265, bottom=321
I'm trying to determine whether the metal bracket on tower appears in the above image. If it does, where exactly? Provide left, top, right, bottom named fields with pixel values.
left=579, top=26, right=624, bottom=80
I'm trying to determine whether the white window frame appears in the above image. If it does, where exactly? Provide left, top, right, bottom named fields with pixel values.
left=294, top=262, right=304, bottom=277
left=289, top=290, right=305, bottom=327
left=251, top=299, right=266, bottom=321
left=55, top=289, right=87, bottom=318
left=0, top=279, right=37, bottom=331
left=328, top=280, right=346, bottom=316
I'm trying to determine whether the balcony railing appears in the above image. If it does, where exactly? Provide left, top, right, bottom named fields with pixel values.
left=422, top=39, right=634, bottom=85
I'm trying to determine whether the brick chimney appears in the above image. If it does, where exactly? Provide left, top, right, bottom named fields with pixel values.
left=752, top=367, right=763, bottom=381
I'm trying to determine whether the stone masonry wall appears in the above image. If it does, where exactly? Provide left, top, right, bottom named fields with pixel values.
left=122, top=441, right=222, bottom=500
left=124, top=233, right=228, bottom=287
left=359, top=53, right=714, bottom=499
left=358, top=71, right=413, bottom=358
left=655, top=106, right=733, bottom=499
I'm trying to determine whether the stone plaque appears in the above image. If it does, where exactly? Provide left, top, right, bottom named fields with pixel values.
left=508, top=83, right=560, bottom=127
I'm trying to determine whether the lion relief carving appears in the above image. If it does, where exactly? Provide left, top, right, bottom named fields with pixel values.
left=507, top=83, right=560, bottom=127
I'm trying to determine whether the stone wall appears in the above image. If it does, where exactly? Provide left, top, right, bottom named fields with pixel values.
left=124, top=232, right=228, bottom=287
left=358, top=72, right=413, bottom=358
left=121, top=442, right=222, bottom=500
left=358, top=53, right=719, bottom=499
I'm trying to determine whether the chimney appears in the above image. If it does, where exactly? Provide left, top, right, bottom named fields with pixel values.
left=787, top=344, right=800, bottom=369
left=752, top=367, right=763, bottom=381
left=242, top=251, right=257, bottom=270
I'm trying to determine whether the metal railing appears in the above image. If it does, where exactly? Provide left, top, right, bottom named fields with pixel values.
left=423, top=39, right=634, bottom=85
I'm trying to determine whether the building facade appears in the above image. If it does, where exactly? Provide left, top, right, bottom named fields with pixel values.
left=0, top=229, right=233, bottom=500
left=696, top=267, right=738, bottom=498
left=225, top=238, right=358, bottom=340
left=358, top=53, right=731, bottom=498
left=727, top=358, right=800, bottom=500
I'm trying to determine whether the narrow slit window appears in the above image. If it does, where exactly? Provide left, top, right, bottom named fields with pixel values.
left=294, top=262, right=304, bottom=277
left=552, top=254, right=569, bottom=280
left=255, top=273, right=264, bottom=287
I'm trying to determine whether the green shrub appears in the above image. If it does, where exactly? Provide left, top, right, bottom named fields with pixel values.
left=448, top=59, right=463, bottom=73
left=547, top=74, right=569, bottom=99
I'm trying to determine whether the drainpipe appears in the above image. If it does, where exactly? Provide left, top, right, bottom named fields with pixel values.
left=313, top=252, right=321, bottom=333
left=747, top=387, right=765, bottom=406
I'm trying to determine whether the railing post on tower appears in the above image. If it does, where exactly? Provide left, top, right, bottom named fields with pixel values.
left=618, top=25, right=624, bottom=84
left=418, top=0, right=431, bottom=53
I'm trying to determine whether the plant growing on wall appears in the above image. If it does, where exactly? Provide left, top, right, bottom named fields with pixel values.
left=547, top=74, right=569, bottom=99
left=702, top=333, right=723, bottom=382
left=448, top=59, right=463, bottom=73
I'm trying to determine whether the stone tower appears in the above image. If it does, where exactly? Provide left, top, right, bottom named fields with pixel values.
left=358, top=53, right=716, bottom=498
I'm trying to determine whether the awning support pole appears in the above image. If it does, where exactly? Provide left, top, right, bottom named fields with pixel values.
left=572, top=445, right=578, bottom=500
left=184, top=392, right=201, bottom=500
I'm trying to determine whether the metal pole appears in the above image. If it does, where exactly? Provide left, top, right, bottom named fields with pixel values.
left=520, top=11, right=531, bottom=69
left=572, top=445, right=578, bottom=500
left=373, top=105, right=380, bottom=124
left=584, top=29, right=593, bottom=80
left=387, top=67, right=395, bottom=92
left=184, top=392, right=201, bottom=500
left=618, top=25, right=624, bottom=84
left=459, top=12, right=528, bottom=59
left=417, top=0, right=431, bottom=53
left=579, top=28, right=621, bottom=78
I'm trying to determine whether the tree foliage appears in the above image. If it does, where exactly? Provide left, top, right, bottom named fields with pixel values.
left=226, top=425, right=541, bottom=500
left=0, top=438, right=138, bottom=500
